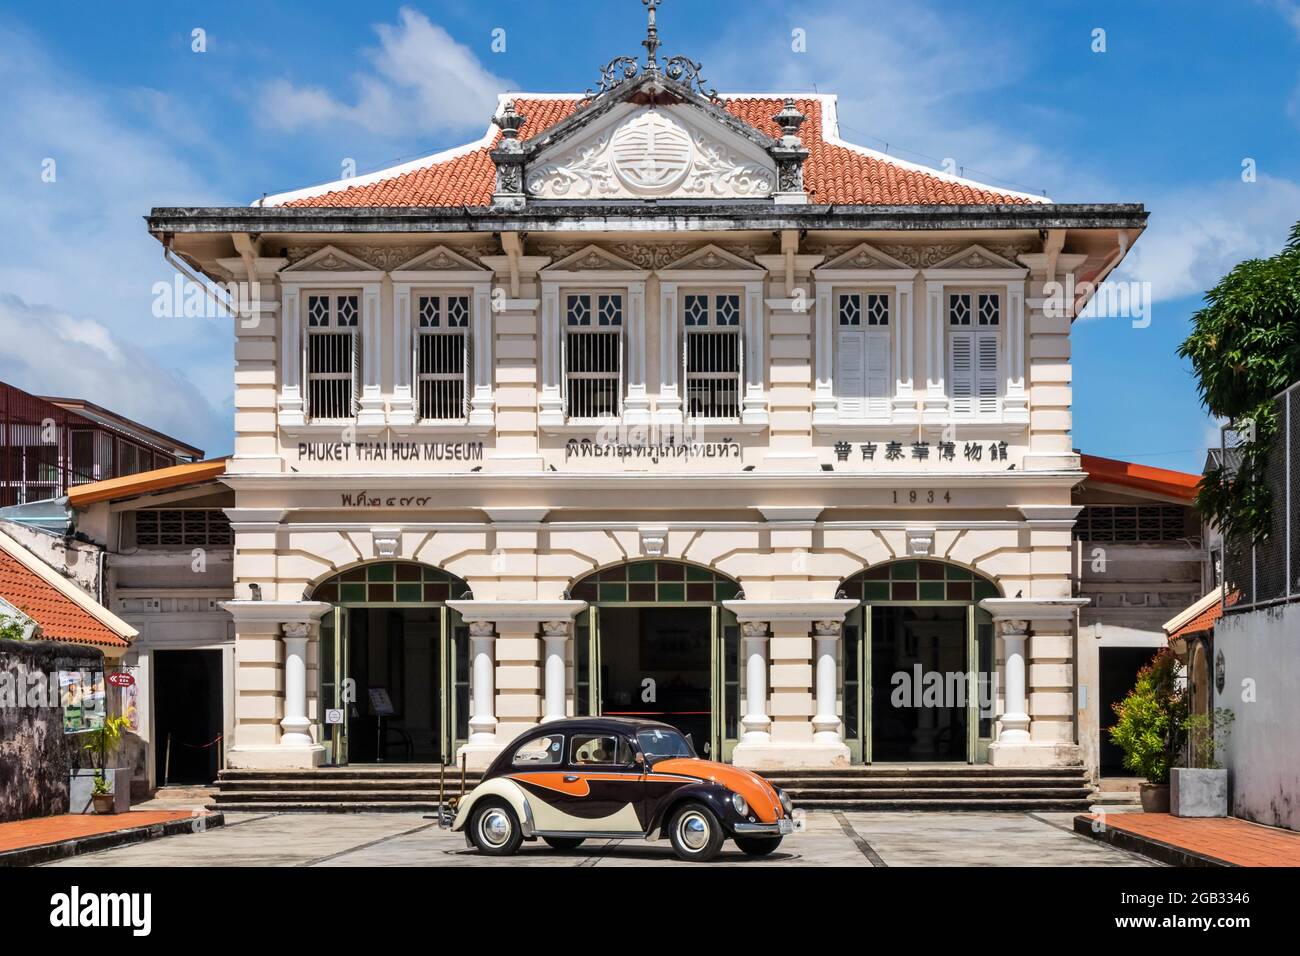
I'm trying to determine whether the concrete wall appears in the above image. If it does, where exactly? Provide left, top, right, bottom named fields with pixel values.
left=0, top=521, right=102, bottom=599
left=1216, top=601, right=1300, bottom=831
left=0, top=640, right=104, bottom=822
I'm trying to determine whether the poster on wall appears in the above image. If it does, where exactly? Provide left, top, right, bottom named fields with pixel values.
left=59, top=670, right=106, bottom=734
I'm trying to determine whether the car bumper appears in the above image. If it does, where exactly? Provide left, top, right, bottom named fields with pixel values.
left=733, top=818, right=795, bottom=836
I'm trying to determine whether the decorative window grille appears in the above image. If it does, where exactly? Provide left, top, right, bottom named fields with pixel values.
left=1073, top=505, right=1190, bottom=543
left=948, top=292, right=1000, bottom=416
left=305, top=293, right=360, bottom=421
left=415, top=294, right=470, bottom=421
left=564, top=292, right=623, bottom=420
left=683, top=293, right=742, bottom=420
left=835, top=292, right=890, bottom=418
left=135, top=509, right=233, bottom=547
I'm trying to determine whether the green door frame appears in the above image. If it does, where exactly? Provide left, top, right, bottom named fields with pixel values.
left=842, top=600, right=994, bottom=765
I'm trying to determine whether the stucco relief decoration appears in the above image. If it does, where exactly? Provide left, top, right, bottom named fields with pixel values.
left=282, top=621, right=312, bottom=640
left=468, top=621, right=495, bottom=638
left=740, top=621, right=769, bottom=639
left=998, top=619, right=1029, bottom=637
left=813, top=620, right=843, bottom=637
left=542, top=621, right=571, bottom=638
left=526, top=108, right=773, bottom=200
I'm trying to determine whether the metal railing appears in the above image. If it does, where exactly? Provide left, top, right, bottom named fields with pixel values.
left=1223, top=379, right=1300, bottom=611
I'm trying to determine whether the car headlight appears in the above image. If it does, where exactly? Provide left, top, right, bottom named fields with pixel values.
left=778, top=788, right=793, bottom=815
left=731, top=791, right=750, bottom=816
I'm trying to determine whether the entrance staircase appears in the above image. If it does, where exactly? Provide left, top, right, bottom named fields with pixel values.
left=209, top=765, right=482, bottom=813
left=765, top=765, right=1095, bottom=812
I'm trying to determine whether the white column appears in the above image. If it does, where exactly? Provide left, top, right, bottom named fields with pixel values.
left=539, top=284, right=564, bottom=427
left=468, top=621, right=497, bottom=743
left=892, top=280, right=918, bottom=423
left=812, top=282, right=836, bottom=425
left=542, top=620, right=569, bottom=722
left=812, top=620, right=842, bottom=744
left=357, top=281, right=386, bottom=426
left=280, top=622, right=313, bottom=747
left=740, top=622, right=771, bottom=742
left=389, top=283, right=415, bottom=425
left=656, top=281, right=682, bottom=428
left=277, top=287, right=306, bottom=427
left=922, top=279, right=948, bottom=422
left=1003, top=280, right=1028, bottom=423
left=999, top=619, right=1030, bottom=742
left=469, top=282, right=495, bottom=427
left=741, top=280, right=768, bottom=427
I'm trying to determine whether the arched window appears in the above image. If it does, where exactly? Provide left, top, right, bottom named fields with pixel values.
left=310, top=561, right=467, bottom=604
left=570, top=560, right=739, bottom=604
left=839, top=559, right=999, bottom=604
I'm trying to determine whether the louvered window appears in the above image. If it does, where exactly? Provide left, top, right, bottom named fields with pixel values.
left=564, top=292, right=623, bottom=420
left=305, top=293, right=360, bottom=421
left=415, top=294, right=470, bottom=421
left=948, top=292, right=1000, bottom=417
left=835, top=292, right=890, bottom=419
left=683, top=293, right=742, bottom=420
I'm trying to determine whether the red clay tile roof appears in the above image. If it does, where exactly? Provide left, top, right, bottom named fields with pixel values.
left=0, top=545, right=128, bottom=649
left=277, top=96, right=1043, bottom=208
left=1168, top=591, right=1238, bottom=640
left=1081, top=453, right=1200, bottom=501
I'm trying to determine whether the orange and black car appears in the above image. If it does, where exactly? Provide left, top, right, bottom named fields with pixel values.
left=444, top=717, right=797, bottom=862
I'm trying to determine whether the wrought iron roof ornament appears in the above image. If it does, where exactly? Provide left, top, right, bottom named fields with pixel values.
left=585, top=1, right=718, bottom=101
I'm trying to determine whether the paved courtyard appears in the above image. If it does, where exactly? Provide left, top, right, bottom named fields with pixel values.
left=45, top=810, right=1157, bottom=867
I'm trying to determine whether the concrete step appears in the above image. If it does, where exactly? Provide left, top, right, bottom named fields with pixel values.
left=218, top=768, right=478, bottom=781
left=212, top=789, right=466, bottom=804
left=784, top=786, right=1093, bottom=801
left=768, top=775, right=1088, bottom=790
left=208, top=801, right=450, bottom=814
left=217, top=779, right=476, bottom=792
left=789, top=797, right=1093, bottom=812
left=761, top=766, right=1086, bottom=778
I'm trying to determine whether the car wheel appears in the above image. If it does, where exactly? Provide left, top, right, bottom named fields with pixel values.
left=668, top=802, right=724, bottom=862
left=542, top=836, right=585, bottom=851
left=734, top=835, right=782, bottom=857
left=468, top=800, right=523, bottom=856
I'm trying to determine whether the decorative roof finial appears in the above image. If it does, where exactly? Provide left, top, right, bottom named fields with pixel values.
left=642, top=0, right=661, bottom=71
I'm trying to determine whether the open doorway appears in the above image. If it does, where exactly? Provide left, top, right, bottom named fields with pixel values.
left=344, top=606, right=442, bottom=763
left=153, top=649, right=223, bottom=785
left=870, top=606, right=969, bottom=762
left=1099, top=646, right=1160, bottom=775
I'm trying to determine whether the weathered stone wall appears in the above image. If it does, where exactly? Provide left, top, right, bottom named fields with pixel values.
left=0, top=640, right=104, bottom=822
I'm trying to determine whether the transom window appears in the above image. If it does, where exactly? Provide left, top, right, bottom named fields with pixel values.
left=305, top=293, right=359, bottom=421
left=947, top=291, right=1000, bottom=416
left=416, top=293, right=471, bottom=421
left=839, top=561, right=1000, bottom=603
left=835, top=292, right=891, bottom=419
left=1074, top=505, right=1190, bottom=543
left=570, top=560, right=741, bottom=604
left=310, top=561, right=466, bottom=605
left=683, top=293, right=742, bottom=420
left=564, top=292, right=623, bottom=420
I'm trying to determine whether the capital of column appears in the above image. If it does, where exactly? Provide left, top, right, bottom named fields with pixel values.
left=740, top=620, right=769, bottom=639
left=813, top=620, right=843, bottom=639
left=542, top=620, right=572, bottom=638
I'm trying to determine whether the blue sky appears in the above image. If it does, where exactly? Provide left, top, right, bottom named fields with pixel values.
left=2, top=0, right=1298, bottom=470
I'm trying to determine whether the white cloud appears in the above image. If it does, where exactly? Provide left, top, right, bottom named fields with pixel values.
left=1116, top=175, right=1300, bottom=304
left=0, top=294, right=226, bottom=455
left=258, top=8, right=512, bottom=137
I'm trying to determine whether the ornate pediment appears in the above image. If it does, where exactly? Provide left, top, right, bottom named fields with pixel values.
left=281, top=245, right=379, bottom=274
left=660, top=243, right=763, bottom=272
left=818, top=242, right=912, bottom=271
left=929, top=243, right=1023, bottom=271
left=392, top=245, right=489, bottom=273
left=543, top=244, right=641, bottom=273
left=524, top=105, right=776, bottom=201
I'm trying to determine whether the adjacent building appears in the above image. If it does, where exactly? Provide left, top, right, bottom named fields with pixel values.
left=145, top=15, right=1148, bottom=774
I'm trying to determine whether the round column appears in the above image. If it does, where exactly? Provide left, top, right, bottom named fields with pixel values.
left=999, top=619, right=1030, bottom=742
left=280, top=621, right=313, bottom=747
left=468, top=621, right=497, bottom=744
left=542, top=620, right=569, bottom=722
left=740, top=621, right=771, bottom=742
left=812, top=620, right=842, bottom=744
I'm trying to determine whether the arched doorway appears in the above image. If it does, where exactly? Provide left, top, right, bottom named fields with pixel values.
left=838, top=560, right=1001, bottom=764
left=310, top=561, right=469, bottom=765
left=569, top=560, right=742, bottom=761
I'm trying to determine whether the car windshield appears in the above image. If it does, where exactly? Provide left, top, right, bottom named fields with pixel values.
left=637, top=728, right=695, bottom=762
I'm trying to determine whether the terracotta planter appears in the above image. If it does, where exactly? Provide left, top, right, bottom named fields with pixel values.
left=91, top=792, right=117, bottom=815
left=1139, top=782, right=1170, bottom=812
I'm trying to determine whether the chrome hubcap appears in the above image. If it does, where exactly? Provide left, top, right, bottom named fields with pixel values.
left=479, top=809, right=511, bottom=847
left=678, top=812, right=709, bottom=851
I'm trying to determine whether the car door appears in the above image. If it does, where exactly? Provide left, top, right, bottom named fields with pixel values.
left=535, top=732, right=646, bottom=834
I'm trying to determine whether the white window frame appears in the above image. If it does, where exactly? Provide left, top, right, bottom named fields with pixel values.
left=681, top=290, right=744, bottom=422
left=303, top=291, right=361, bottom=423
left=945, top=288, right=1004, bottom=420
left=412, top=291, right=473, bottom=423
left=831, top=289, right=893, bottom=422
left=562, top=289, right=626, bottom=423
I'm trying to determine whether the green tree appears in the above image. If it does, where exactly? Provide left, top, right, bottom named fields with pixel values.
left=1178, top=221, right=1300, bottom=541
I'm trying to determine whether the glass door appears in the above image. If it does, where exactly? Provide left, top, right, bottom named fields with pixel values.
left=969, top=606, right=995, bottom=764
left=714, top=606, right=741, bottom=762
left=842, top=605, right=867, bottom=763
left=442, top=607, right=470, bottom=762
left=320, top=606, right=350, bottom=766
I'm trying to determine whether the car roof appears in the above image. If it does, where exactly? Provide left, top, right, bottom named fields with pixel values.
left=519, top=716, right=679, bottom=736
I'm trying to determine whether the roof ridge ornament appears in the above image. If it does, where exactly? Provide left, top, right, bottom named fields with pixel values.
left=584, top=1, right=718, bottom=101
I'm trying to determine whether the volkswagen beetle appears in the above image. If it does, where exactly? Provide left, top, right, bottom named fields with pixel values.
left=443, top=717, right=796, bottom=862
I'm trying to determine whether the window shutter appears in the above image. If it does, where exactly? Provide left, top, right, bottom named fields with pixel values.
left=865, top=329, right=890, bottom=417
left=462, top=328, right=473, bottom=419
left=949, top=330, right=974, bottom=416
left=351, top=325, right=362, bottom=417
left=836, top=328, right=866, bottom=417
left=976, top=329, right=999, bottom=415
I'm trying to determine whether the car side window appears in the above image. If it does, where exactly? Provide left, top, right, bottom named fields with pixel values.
left=570, top=734, right=633, bottom=767
left=513, top=734, right=563, bottom=766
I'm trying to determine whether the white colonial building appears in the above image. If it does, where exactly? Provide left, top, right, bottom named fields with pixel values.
left=148, top=14, right=1145, bottom=778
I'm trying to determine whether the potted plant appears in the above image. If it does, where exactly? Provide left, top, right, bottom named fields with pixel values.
left=1171, top=708, right=1234, bottom=817
left=1109, top=649, right=1187, bottom=812
left=79, top=715, right=132, bottom=814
